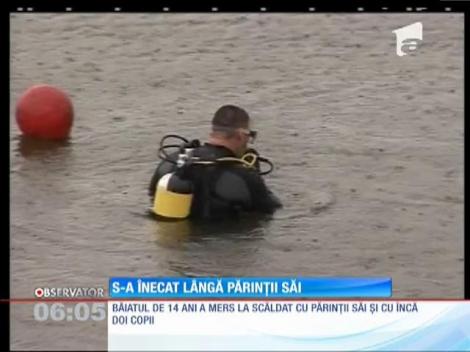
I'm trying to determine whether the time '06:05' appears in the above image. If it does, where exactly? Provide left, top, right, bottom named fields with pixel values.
left=33, top=303, right=106, bottom=322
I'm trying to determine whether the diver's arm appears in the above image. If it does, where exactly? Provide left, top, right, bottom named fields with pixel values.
left=245, top=171, right=282, bottom=214
left=264, top=188, right=282, bottom=210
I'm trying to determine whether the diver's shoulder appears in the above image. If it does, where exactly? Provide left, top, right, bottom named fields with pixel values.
left=196, top=143, right=236, bottom=158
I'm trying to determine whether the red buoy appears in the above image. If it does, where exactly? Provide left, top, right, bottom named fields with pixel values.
left=15, top=84, right=74, bottom=140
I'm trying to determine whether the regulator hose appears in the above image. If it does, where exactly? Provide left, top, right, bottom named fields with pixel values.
left=157, top=134, right=274, bottom=175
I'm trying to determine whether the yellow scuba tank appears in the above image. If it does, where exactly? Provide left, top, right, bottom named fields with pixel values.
left=152, top=149, right=194, bottom=219
left=153, top=172, right=193, bottom=219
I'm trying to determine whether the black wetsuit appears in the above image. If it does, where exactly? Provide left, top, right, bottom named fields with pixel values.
left=149, top=143, right=282, bottom=220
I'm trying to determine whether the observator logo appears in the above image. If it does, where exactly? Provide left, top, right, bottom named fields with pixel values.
left=34, top=287, right=105, bottom=298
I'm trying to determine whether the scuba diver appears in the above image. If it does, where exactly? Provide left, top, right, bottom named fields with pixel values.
left=148, top=105, right=282, bottom=221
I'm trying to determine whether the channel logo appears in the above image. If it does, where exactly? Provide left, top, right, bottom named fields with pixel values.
left=392, top=22, right=423, bottom=57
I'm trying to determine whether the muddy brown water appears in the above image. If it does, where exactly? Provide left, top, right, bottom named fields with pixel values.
left=10, top=14, right=464, bottom=350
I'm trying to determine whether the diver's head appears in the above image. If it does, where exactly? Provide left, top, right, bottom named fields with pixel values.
left=209, top=105, right=257, bottom=157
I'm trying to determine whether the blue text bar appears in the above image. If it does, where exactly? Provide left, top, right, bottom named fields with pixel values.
left=109, top=277, right=392, bottom=298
